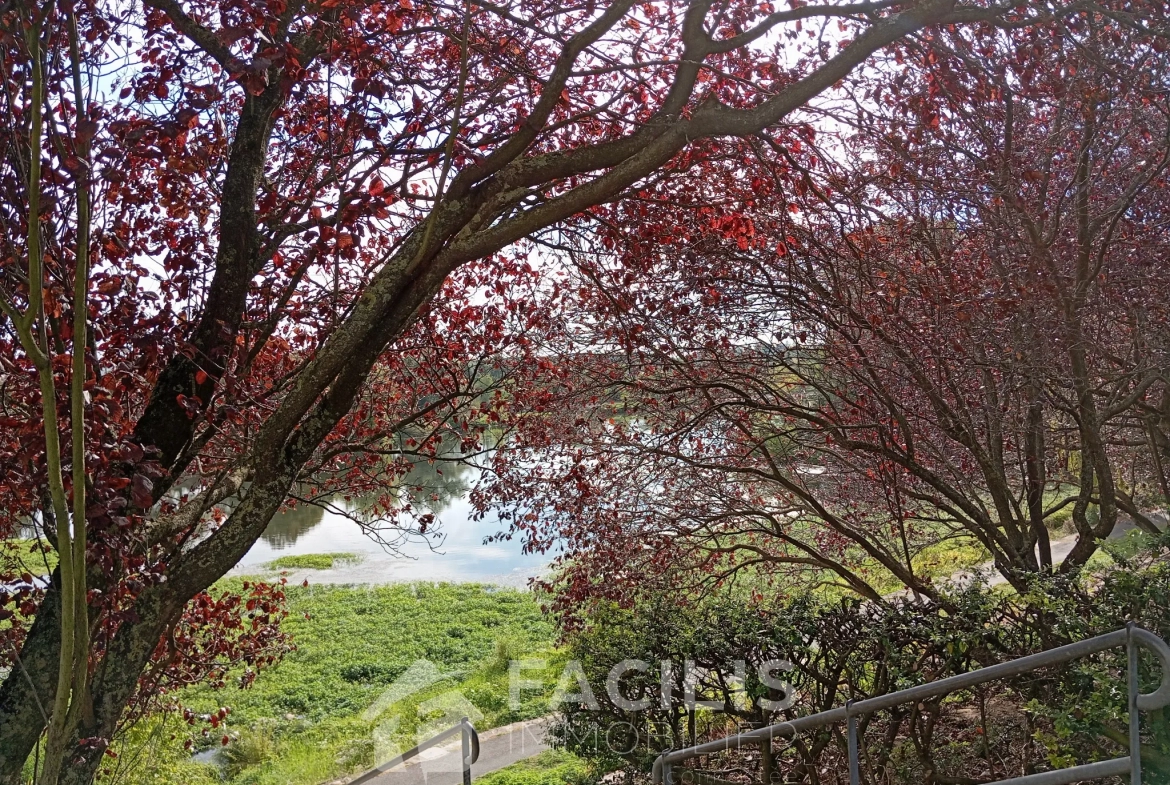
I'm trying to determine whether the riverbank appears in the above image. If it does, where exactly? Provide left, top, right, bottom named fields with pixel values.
left=228, top=552, right=545, bottom=589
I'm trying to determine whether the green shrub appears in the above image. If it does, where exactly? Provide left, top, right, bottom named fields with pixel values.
left=1, top=538, right=57, bottom=573
left=552, top=551, right=1170, bottom=785
left=222, top=721, right=278, bottom=778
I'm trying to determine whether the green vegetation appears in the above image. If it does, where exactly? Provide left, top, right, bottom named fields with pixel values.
left=1040, top=486, right=1089, bottom=533
left=106, top=581, right=562, bottom=785
left=94, top=716, right=219, bottom=785
left=858, top=533, right=990, bottom=596
left=1083, top=526, right=1168, bottom=572
left=744, top=525, right=992, bottom=602
left=93, top=529, right=1169, bottom=785
left=2, top=537, right=57, bottom=574
left=550, top=549, right=1170, bottom=784
left=476, top=749, right=595, bottom=785
left=1, top=540, right=57, bottom=638
left=264, top=552, right=361, bottom=570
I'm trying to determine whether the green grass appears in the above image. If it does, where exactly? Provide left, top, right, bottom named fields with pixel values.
left=92, top=716, right=220, bottom=785
left=106, top=582, right=563, bottom=785
left=1082, top=527, right=1165, bottom=572
left=263, top=552, right=361, bottom=570
left=476, top=749, right=596, bottom=785
left=2, top=537, right=57, bottom=574
left=782, top=530, right=991, bottom=601
left=1, top=540, right=58, bottom=638
left=909, top=536, right=989, bottom=579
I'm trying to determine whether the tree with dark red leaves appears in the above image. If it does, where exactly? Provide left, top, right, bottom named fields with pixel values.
left=476, top=10, right=1170, bottom=622
left=0, top=0, right=1090, bottom=780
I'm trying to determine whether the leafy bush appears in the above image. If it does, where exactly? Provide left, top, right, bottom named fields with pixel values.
left=552, top=549, right=1170, bottom=784
left=221, top=721, right=277, bottom=778
left=2, top=538, right=57, bottom=573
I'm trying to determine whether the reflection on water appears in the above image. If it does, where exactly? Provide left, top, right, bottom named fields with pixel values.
left=261, top=456, right=471, bottom=548
left=243, top=459, right=548, bottom=584
left=349, top=452, right=472, bottom=523
left=260, top=503, right=325, bottom=548
left=395, top=455, right=473, bottom=512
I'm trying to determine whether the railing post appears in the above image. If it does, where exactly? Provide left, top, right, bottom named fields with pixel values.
left=1128, top=624, right=1142, bottom=785
left=846, top=699, right=860, bottom=785
left=462, top=716, right=473, bottom=785
left=761, top=728, right=773, bottom=785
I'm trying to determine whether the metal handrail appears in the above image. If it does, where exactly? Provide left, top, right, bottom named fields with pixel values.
left=350, top=716, right=481, bottom=785
left=652, top=624, right=1170, bottom=785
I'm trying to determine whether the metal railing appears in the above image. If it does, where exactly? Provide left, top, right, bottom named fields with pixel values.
left=350, top=716, right=481, bottom=785
left=653, top=624, right=1170, bottom=785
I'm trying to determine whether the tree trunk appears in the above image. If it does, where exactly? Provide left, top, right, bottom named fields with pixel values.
left=1024, top=390, right=1052, bottom=570
left=0, top=575, right=60, bottom=785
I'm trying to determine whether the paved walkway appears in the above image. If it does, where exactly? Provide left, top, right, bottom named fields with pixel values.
left=352, top=718, right=549, bottom=785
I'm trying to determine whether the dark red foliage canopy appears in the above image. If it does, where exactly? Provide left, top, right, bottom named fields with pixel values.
left=1, top=0, right=1165, bottom=780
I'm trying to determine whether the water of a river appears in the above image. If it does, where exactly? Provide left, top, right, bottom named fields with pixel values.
left=230, top=462, right=549, bottom=586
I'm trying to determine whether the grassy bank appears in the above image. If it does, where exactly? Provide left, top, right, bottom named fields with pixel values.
left=103, top=580, right=564, bottom=785
left=477, top=750, right=593, bottom=785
